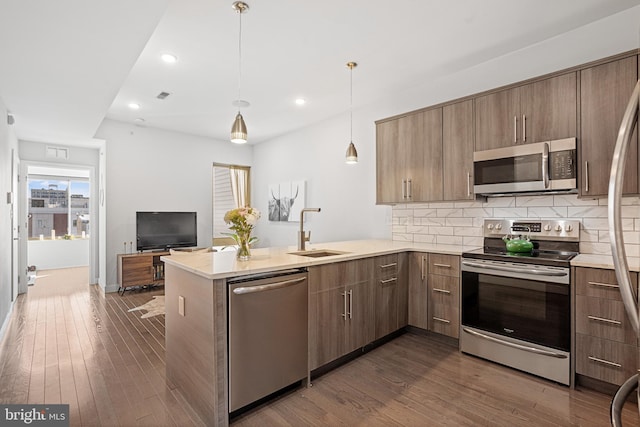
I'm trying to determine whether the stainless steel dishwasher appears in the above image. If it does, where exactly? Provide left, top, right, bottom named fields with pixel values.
left=228, top=268, right=308, bottom=413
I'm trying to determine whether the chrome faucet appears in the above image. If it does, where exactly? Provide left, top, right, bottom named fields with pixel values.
left=298, top=208, right=321, bottom=251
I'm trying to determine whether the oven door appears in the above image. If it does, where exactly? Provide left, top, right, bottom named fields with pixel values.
left=461, top=259, right=570, bottom=352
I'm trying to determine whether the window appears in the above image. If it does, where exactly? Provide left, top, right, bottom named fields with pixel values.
left=212, top=164, right=250, bottom=246
left=27, top=175, right=90, bottom=239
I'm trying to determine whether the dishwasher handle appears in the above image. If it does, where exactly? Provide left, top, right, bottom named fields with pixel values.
left=232, top=277, right=306, bottom=295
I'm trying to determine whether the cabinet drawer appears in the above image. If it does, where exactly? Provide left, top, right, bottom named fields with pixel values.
left=377, top=254, right=399, bottom=281
left=575, top=295, right=637, bottom=345
left=575, top=334, right=637, bottom=386
left=428, top=254, right=459, bottom=277
left=575, top=267, right=638, bottom=300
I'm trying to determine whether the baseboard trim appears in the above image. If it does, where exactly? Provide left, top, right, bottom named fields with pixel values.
left=0, top=300, right=15, bottom=355
left=105, top=283, right=120, bottom=293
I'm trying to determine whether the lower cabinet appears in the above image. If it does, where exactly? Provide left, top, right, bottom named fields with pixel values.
left=408, top=252, right=429, bottom=330
left=428, top=254, right=460, bottom=339
left=373, top=253, right=408, bottom=340
left=309, top=258, right=374, bottom=370
left=574, top=267, right=639, bottom=386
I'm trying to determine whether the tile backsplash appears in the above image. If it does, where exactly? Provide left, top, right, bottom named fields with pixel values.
left=392, top=194, right=640, bottom=258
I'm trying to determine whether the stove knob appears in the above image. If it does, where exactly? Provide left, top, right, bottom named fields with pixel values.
left=554, top=225, right=562, bottom=232
left=487, top=224, right=494, bottom=230
left=543, top=224, right=552, bottom=231
left=495, top=224, right=503, bottom=230
left=565, top=224, right=573, bottom=232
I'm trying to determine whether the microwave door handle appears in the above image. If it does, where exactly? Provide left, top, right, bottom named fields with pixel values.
left=542, top=142, right=549, bottom=189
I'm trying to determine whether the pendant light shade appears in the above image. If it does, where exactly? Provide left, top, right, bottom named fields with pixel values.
left=231, top=112, right=248, bottom=144
left=345, top=61, right=358, bottom=164
left=230, top=1, right=249, bottom=144
left=345, top=141, right=358, bottom=164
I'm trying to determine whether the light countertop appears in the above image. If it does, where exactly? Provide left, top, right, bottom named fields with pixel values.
left=571, top=253, right=640, bottom=272
left=161, top=239, right=478, bottom=280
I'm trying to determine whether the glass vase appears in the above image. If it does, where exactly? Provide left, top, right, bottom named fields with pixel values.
left=236, top=232, right=252, bottom=261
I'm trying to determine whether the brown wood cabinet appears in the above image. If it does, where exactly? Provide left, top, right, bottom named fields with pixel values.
left=428, top=254, right=460, bottom=338
left=474, top=73, right=577, bottom=151
left=443, top=100, right=474, bottom=200
left=373, top=254, right=404, bottom=340
left=309, top=258, right=374, bottom=370
left=376, top=108, right=443, bottom=203
left=408, top=252, right=429, bottom=329
left=580, top=55, right=639, bottom=197
left=117, top=251, right=169, bottom=294
left=574, top=267, right=639, bottom=386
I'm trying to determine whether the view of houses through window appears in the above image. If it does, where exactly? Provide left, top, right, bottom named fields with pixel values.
left=28, top=176, right=90, bottom=239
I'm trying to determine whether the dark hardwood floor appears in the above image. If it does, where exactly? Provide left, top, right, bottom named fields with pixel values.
left=0, top=267, right=638, bottom=426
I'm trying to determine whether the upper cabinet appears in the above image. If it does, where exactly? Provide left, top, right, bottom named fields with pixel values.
left=474, top=72, right=577, bottom=151
left=376, top=108, right=443, bottom=204
left=443, top=100, right=474, bottom=200
left=580, top=55, right=638, bottom=197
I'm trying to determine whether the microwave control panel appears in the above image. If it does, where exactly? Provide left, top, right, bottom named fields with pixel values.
left=550, top=149, right=576, bottom=180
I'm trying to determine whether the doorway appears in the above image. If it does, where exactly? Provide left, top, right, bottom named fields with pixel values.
left=23, top=165, right=92, bottom=290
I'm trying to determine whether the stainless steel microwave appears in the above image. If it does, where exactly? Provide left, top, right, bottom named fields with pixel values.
left=473, top=138, right=577, bottom=196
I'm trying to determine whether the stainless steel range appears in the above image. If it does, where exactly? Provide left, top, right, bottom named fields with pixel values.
left=461, top=219, right=580, bottom=385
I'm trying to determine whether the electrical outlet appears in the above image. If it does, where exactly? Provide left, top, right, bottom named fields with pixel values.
left=178, top=295, right=185, bottom=316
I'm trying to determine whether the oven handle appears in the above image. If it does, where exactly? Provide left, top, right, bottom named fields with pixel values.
left=462, top=327, right=568, bottom=359
left=461, top=260, right=568, bottom=277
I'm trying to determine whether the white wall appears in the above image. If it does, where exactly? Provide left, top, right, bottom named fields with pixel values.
left=95, top=119, right=253, bottom=292
left=0, top=97, right=19, bottom=343
left=253, top=7, right=640, bottom=248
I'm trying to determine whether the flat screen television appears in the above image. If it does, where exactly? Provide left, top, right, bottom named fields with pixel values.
left=136, top=211, right=197, bottom=251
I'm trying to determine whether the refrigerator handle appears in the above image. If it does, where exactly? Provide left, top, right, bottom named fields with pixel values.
left=608, top=78, right=640, bottom=335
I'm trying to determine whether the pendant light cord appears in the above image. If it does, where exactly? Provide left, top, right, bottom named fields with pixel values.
left=350, top=64, right=353, bottom=142
left=237, top=8, right=242, bottom=110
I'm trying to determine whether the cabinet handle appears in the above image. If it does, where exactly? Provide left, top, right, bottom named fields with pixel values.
left=407, top=179, right=412, bottom=199
left=514, top=115, right=518, bottom=143
left=588, top=315, right=622, bottom=325
left=588, top=355, right=622, bottom=368
left=433, top=263, right=451, bottom=268
left=584, top=161, right=589, bottom=192
left=421, top=256, right=426, bottom=280
left=433, top=317, right=450, bottom=324
left=380, top=263, right=397, bottom=269
left=402, top=179, right=406, bottom=199
left=433, top=288, right=451, bottom=294
left=348, top=289, right=353, bottom=319
left=466, top=172, right=471, bottom=197
left=380, top=277, right=397, bottom=284
left=588, top=281, right=619, bottom=289
left=341, top=291, right=347, bottom=321
left=522, top=114, right=526, bottom=142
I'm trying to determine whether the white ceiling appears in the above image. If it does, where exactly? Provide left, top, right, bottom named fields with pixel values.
left=1, top=0, right=640, bottom=145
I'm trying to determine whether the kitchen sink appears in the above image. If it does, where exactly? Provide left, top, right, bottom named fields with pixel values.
left=288, top=249, right=349, bottom=258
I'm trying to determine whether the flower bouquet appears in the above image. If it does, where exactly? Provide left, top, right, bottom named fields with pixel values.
left=223, top=207, right=261, bottom=261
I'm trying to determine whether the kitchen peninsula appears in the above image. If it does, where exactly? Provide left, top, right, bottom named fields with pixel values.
left=161, top=239, right=471, bottom=426
left=162, top=239, right=640, bottom=426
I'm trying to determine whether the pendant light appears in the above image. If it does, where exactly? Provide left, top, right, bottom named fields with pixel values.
left=345, top=61, right=358, bottom=164
left=230, top=1, right=249, bottom=144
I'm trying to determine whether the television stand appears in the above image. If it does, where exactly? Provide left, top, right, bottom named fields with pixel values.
left=117, top=251, right=170, bottom=295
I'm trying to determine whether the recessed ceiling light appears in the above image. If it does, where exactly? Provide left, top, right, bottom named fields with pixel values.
left=295, top=98, right=306, bottom=106
left=128, top=103, right=140, bottom=110
left=161, top=53, right=178, bottom=63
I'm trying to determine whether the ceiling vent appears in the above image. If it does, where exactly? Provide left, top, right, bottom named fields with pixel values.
left=157, top=91, right=171, bottom=100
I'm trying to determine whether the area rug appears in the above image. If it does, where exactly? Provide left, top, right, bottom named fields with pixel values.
left=128, top=295, right=165, bottom=318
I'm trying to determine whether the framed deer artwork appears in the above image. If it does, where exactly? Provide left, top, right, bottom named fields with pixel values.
left=268, top=180, right=305, bottom=222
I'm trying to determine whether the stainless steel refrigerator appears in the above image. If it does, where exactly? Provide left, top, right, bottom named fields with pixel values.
left=608, top=68, right=640, bottom=425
